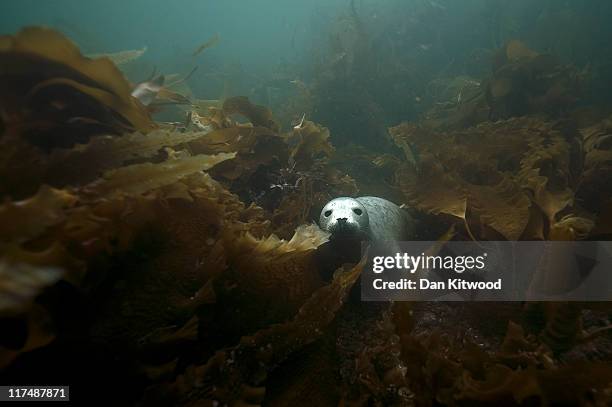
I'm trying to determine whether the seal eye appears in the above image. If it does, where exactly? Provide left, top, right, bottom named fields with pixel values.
left=353, top=208, right=363, bottom=216
left=324, top=210, right=332, bottom=217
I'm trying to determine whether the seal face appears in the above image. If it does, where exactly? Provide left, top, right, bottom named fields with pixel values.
left=319, top=197, right=370, bottom=240
left=319, top=196, right=414, bottom=242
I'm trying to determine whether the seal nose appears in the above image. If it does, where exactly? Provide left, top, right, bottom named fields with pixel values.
left=335, top=217, right=349, bottom=231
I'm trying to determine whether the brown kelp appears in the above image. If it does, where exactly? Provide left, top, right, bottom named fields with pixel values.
left=395, top=121, right=608, bottom=241
left=1, top=25, right=611, bottom=407
left=0, top=26, right=360, bottom=405
left=0, top=27, right=155, bottom=147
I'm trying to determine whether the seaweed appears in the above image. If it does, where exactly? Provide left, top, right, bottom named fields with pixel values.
left=143, top=257, right=364, bottom=406
left=1, top=24, right=611, bottom=407
left=0, top=27, right=155, bottom=145
left=222, top=96, right=281, bottom=132
left=388, top=114, right=609, bottom=242
left=0, top=27, right=356, bottom=398
left=486, top=40, right=584, bottom=119
left=87, top=46, right=148, bottom=66
left=192, top=34, right=220, bottom=57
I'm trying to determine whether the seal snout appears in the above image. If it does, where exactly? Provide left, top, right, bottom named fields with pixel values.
left=329, top=216, right=359, bottom=236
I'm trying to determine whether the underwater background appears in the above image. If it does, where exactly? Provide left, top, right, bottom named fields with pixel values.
left=1, top=0, right=612, bottom=405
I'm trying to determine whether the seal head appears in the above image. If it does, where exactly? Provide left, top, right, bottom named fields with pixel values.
left=319, top=197, right=369, bottom=240
left=319, top=196, right=414, bottom=242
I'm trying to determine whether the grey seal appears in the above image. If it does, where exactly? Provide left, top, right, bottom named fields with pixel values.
left=316, top=196, right=415, bottom=289
left=319, top=196, right=414, bottom=242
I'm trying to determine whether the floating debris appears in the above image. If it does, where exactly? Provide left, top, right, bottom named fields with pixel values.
left=192, top=33, right=220, bottom=56
left=131, top=74, right=165, bottom=106
left=87, top=46, right=147, bottom=65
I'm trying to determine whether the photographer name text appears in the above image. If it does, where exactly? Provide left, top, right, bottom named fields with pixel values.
left=370, top=252, right=503, bottom=292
